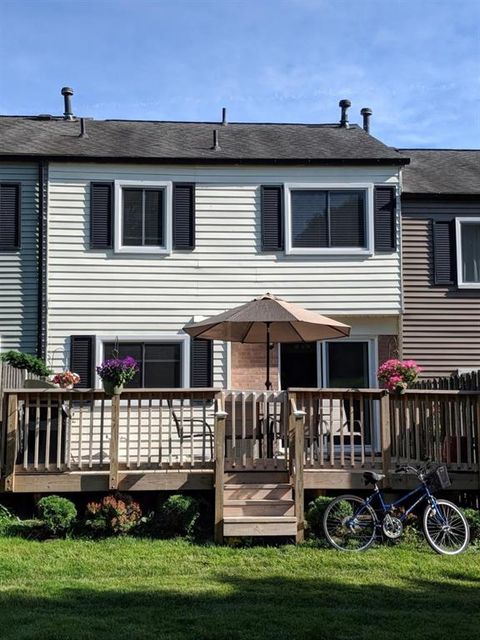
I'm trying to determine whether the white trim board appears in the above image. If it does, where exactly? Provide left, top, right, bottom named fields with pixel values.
left=114, top=180, right=173, bottom=254
left=455, top=217, right=480, bottom=289
left=95, top=333, right=190, bottom=388
left=284, top=182, right=374, bottom=256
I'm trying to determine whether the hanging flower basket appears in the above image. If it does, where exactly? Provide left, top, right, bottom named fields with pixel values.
left=96, top=356, right=139, bottom=397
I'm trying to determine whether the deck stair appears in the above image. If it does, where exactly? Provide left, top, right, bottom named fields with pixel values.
left=222, top=472, right=297, bottom=537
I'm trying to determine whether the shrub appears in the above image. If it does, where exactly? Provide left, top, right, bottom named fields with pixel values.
left=0, top=504, right=18, bottom=536
left=464, top=508, right=480, bottom=542
left=140, top=494, right=201, bottom=538
left=0, top=350, right=52, bottom=378
left=2, top=519, right=46, bottom=540
left=305, top=496, right=332, bottom=539
left=85, top=493, right=142, bottom=536
left=37, top=495, right=77, bottom=536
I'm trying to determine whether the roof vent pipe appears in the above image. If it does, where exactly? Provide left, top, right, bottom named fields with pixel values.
left=211, top=129, right=221, bottom=150
left=79, top=117, right=88, bottom=139
left=339, top=99, right=351, bottom=128
left=221, top=107, right=227, bottom=126
left=61, top=87, right=74, bottom=120
left=360, top=107, right=372, bottom=133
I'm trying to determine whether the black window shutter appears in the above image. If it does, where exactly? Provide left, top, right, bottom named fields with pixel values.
left=261, top=185, right=284, bottom=251
left=70, top=335, right=96, bottom=389
left=90, top=182, right=113, bottom=249
left=374, top=186, right=396, bottom=252
left=432, top=220, right=456, bottom=285
left=0, top=183, right=20, bottom=251
left=173, top=183, right=195, bottom=250
left=190, top=339, right=213, bottom=387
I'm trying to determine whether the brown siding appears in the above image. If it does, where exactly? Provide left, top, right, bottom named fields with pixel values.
left=402, top=196, right=480, bottom=377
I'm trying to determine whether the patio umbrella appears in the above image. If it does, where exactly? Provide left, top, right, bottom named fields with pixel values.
left=183, top=293, right=351, bottom=389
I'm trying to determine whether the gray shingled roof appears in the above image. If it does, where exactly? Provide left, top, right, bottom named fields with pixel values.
left=0, top=116, right=408, bottom=164
left=401, top=149, right=480, bottom=194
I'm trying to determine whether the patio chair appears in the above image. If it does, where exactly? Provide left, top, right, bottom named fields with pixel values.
left=167, top=399, right=214, bottom=461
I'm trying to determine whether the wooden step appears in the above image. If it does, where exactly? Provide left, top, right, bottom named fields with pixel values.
left=224, top=499, right=295, bottom=517
left=224, top=471, right=289, bottom=485
left=223, top=516, right=297, bottom=537
left=224, top=483, right=292, bottom=501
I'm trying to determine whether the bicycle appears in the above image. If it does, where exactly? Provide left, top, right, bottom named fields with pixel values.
left=322, top=463, right=470, bottom=555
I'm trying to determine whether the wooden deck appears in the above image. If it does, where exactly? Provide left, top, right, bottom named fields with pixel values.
left=1, top=386, right=479, bottom=540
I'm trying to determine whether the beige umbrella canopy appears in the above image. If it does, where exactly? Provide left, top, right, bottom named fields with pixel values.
left=183, top=293, right=351, bottom=389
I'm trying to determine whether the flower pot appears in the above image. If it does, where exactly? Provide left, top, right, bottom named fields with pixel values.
left=102, top=380, right=124, bottom=397
left=59, top=383, right=74, bottom=390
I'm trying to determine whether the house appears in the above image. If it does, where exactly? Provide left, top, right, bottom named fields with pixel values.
left=0, top=90, right=406, bottom=391
left=1, top=91, right=479, bottom=539
left=401, top=150, right=480, bottom=377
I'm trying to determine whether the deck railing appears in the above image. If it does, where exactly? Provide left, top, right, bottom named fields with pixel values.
left=0, top=389, right=220, bottom=489
left=1, top=387, right=479, bottom=492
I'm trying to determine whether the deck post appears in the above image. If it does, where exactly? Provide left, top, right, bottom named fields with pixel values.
left=5, top=393, right=18, bottom=492
left=380, top=391, right=392, bottom=483
left=214, top=392, right=227, bottom=544
left=288, top=393, right=305, bottom=543
left=109, top=394, right=120, bottom=490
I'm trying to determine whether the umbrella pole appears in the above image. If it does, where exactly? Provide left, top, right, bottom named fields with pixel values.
left=265, top=322, right=272, bottom=390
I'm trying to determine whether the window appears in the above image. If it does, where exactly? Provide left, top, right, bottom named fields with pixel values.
left=123, top=188, right=164, bottom=247
left=285, top=183, right=373, bottom=255
left=0, top=183, right=20, bottom=251
left=114, top=181, right=172, bottom=253
left=456, top=218, right=480, bottom=288
left=103, top=341, right=183, bottom=388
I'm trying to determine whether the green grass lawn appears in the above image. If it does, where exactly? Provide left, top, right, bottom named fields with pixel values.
left=0, top=538, right=479, bottom=640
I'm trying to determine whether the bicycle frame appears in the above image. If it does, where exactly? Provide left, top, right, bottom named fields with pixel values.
left=358, top=480, right=443, bottom=524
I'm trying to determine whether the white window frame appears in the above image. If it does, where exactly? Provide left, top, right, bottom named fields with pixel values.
left=284, top=182, right=374, bottom=256
left=95, top=333, right=190, bottom=388
left=320, top=336, right=378, bottom=388
left=455, top=217, right=480, bottom=289
left=114, top=180, right=173, bottom=254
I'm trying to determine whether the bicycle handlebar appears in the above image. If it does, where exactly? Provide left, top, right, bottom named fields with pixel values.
left=395, top=459, right=435, bottom=478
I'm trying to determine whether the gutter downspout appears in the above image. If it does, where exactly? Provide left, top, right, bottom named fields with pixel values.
left=37, top=159, right=48, bottom=360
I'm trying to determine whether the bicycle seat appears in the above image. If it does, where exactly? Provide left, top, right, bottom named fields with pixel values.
left=363, top=471, right=385, bottom=485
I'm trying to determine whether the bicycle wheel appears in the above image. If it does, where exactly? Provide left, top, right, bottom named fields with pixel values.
left=423, top=499, right=470, bottom=555
left=323, top=495, right=377, bottom=552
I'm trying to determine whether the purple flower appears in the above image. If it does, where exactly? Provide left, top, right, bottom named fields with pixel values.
left=97, top=356, right=139, bottom=385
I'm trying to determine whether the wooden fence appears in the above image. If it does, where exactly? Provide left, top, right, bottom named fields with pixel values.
left=413, top=369, right=480, bottom=390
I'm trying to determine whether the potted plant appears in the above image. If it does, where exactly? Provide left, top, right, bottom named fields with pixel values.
left=0, top=350, right=55, bottom=389
left=96, top=356, right=139, bottom=396
left=377, top=359, right=421, bottom=394
left=52, top=371, right=80, bottom=390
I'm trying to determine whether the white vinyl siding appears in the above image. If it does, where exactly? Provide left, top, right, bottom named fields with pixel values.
left=0, top=163, right=38, bottom=353
left=46, top=163, right=401, bottom=383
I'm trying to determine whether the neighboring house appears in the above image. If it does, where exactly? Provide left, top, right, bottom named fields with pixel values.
left=401, top=150, right=480, bottom=377
left=0, top=94, right=407, bottom=390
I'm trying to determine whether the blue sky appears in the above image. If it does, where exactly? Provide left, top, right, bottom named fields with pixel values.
left=0, top=0, right=479, bottom=148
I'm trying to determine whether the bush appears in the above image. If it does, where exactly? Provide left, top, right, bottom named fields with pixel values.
left=138, top=494, right=200, bottom=538
left=156, top=495, right=200, bottom=539
left=0, top=504, right=18, bottom=536
left=0, top=350, right=52, bottom=377
left=305, top=496, right=332, bottom=539
left=464, top=508, right=480, bottom=542
left=37, top=495, right=77, bottom=536
left=1, top=519, right=46, bottom=540
left=85, top=493, right=142, bottom=536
